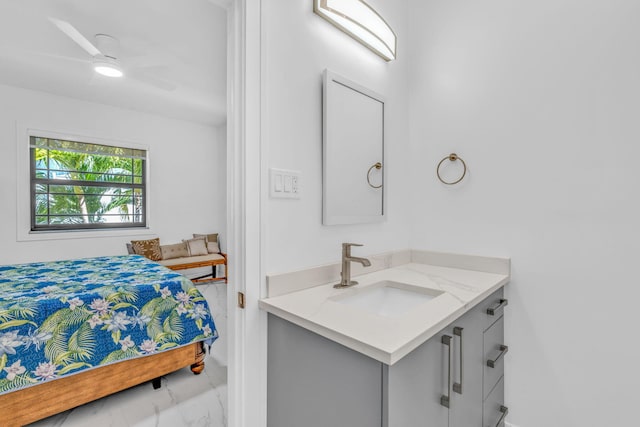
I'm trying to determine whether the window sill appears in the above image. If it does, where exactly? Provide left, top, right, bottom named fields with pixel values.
left=18, top=227, right=155, bottom=242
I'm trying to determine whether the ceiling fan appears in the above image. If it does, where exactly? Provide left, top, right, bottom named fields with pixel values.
left=48, top=17, right=176, bottom=91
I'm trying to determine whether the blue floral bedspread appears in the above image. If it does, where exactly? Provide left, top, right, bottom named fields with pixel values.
left=0, top=255, right=217, bottom=396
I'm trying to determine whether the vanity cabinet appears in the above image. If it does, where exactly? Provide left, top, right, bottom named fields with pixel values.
left=267, top=314, right=383, bottom=427
left=383, top=300, right=485, bottom=427
left=267, top=288, right=508, bottom=427
left=483, top=312, right=509, bottom=426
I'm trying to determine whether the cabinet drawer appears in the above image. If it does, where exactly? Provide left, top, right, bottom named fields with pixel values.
left=481, top=288, right=507, bottom=330
left=483, top=315, right=506, bottom=399
left=483, top=376, right=507, bottom=427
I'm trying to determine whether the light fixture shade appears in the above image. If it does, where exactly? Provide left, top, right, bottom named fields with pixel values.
left=93, top=57, right=124, bottom=78
left=314, top=0, right=396, bottom=61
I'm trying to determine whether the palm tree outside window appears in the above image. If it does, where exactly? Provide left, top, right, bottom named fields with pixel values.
left=30, top=136, right=147, bottom=231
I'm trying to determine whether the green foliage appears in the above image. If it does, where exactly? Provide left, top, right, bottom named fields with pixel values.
left=33, top=145, right=143, bottom=225
left=96, top=285, right=138, bottom=306
left=184, top=286, right=206, bottom=304
left=67, top=323, right=96, bottom=362
left=111, top=329, right=121, bottom=345
left=100, top=348, right=140, bottom=365
left=158, top=342, right=179, bottom=351
left=186, top=287, right=201, bottom=297
left=111, top=302, right=134, bottom=311
left=41, top=308, right=93, bottom=365
left=0, top=374, right=37, bottom=393
left=47, top=320, right=98, bottom=366
left=0, top=301, right=37, bottom=323
left=140, top=297, right=178, bottom=342
left=156, top=311, right=184, bottom=343
left=45, top=332, right=70, bottom=365
left=0, top=319, right=37, bottom=330
left=192, top=334, right=208, bottom=341
left=40, top=307, right=93, bottom=333
left=106, top=286, right=139, bottom=304
left=57, top=362, right=91, bottom=375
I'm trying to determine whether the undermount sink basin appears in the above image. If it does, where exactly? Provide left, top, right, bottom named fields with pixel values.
left=330, top=280, right=443, bottom=318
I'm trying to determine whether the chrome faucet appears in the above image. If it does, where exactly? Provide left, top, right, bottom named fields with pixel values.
left=334, top=243, right=372, bottom=289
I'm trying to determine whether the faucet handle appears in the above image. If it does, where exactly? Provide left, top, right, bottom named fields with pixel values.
left=342, top=243, right=363, bottom=256
left=342, top=243, right=363, bottom=248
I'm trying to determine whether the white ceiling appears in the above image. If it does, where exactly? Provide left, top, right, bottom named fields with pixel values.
left=0, top=0, right=227, bottom=126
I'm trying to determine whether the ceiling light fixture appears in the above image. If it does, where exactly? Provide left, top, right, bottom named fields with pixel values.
left=93, top=56, right=124, bottom=78
left=313, top=0, right=396, bottom=61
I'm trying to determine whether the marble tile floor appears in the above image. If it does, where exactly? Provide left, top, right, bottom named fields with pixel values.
left=28, top=281, right=228, bottom=427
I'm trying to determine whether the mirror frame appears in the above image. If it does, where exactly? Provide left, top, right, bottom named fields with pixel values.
left=322, top=69, right=386, bottom=225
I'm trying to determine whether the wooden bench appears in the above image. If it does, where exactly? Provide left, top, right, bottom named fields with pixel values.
left=158, top=253, right=228, bottom=284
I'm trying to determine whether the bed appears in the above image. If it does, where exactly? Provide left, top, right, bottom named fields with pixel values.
left=0, top=255, right=218, bottom=426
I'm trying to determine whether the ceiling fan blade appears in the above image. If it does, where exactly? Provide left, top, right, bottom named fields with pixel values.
left=128, top=69, right=177, bottom=92
left=0, top=46, right=90, bottom=64
left=48, top=17, right=101, bottom=57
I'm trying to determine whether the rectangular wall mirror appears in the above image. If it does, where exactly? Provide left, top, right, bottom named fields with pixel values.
left=322, top=69, right=385, bottom=225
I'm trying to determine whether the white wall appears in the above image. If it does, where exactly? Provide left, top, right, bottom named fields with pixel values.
left=407, top=1, right=640, bottom=425
left=263, top=0, right=411, bottom=274
left=214, top=124, right=228, bottom=250
left=0, top=84, right=226, bottom=264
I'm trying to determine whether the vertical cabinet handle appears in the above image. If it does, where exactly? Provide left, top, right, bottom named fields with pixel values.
left=488, top=405, right=509, bottom=427
left=440, top=335, right=452, bottom=408
left=486, top=299, right=508, bottom=316
left=453, top=327, right=463, bottom=394
left=487, top=345, right=509, bottom=368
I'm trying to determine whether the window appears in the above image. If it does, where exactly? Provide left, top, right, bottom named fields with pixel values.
left=30, top=136, right=147, bottom=231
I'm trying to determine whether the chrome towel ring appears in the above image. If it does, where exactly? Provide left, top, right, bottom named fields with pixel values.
left=367, top=162, right=383, bottom=188
left=437, top=153, right=467, bottom=185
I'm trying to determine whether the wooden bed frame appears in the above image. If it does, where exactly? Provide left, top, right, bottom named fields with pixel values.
left=0, top=341, right=205, bottom=427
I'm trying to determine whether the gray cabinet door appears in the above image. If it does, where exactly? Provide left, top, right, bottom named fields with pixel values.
left=267, top=314, right=383, bottom=427
left=384, top=299, right=490, bottom=427
left=483, top=315, right=505, bottom=400
left=483, top=377, right=506, bottom=427
left=385, top=329, right=450, bottom=427
left=449, top=306, right=485, bottom=427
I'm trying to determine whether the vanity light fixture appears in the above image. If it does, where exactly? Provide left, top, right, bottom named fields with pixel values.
left=313, top=0, right=397, bottom=61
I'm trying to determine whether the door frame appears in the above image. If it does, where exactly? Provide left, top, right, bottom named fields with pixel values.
left=225, top=0, right=267, bottom=426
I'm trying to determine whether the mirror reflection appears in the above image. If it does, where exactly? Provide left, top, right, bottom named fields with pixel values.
left=322, top=69, right=385, bottom=225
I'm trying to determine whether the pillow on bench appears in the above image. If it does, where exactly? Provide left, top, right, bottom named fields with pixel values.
left=193, top=233, right=221, bottom=254
left=130, top=238, right=162, bottom=261
left=183, top=237, right=209, bottom=256
left=161, top=242, right=189, bottom=260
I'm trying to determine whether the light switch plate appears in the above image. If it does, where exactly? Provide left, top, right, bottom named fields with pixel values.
left=270, top=168, right=301, bottom=199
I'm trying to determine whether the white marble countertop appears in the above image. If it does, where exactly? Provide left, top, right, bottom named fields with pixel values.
left=260, top=250, right=510, bottom=365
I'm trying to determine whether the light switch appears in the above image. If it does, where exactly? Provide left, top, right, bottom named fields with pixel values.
left=270, top=168, right=301, bottom=199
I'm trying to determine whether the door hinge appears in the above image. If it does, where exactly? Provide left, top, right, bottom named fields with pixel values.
left=237, top=292, right=245, bottom=309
